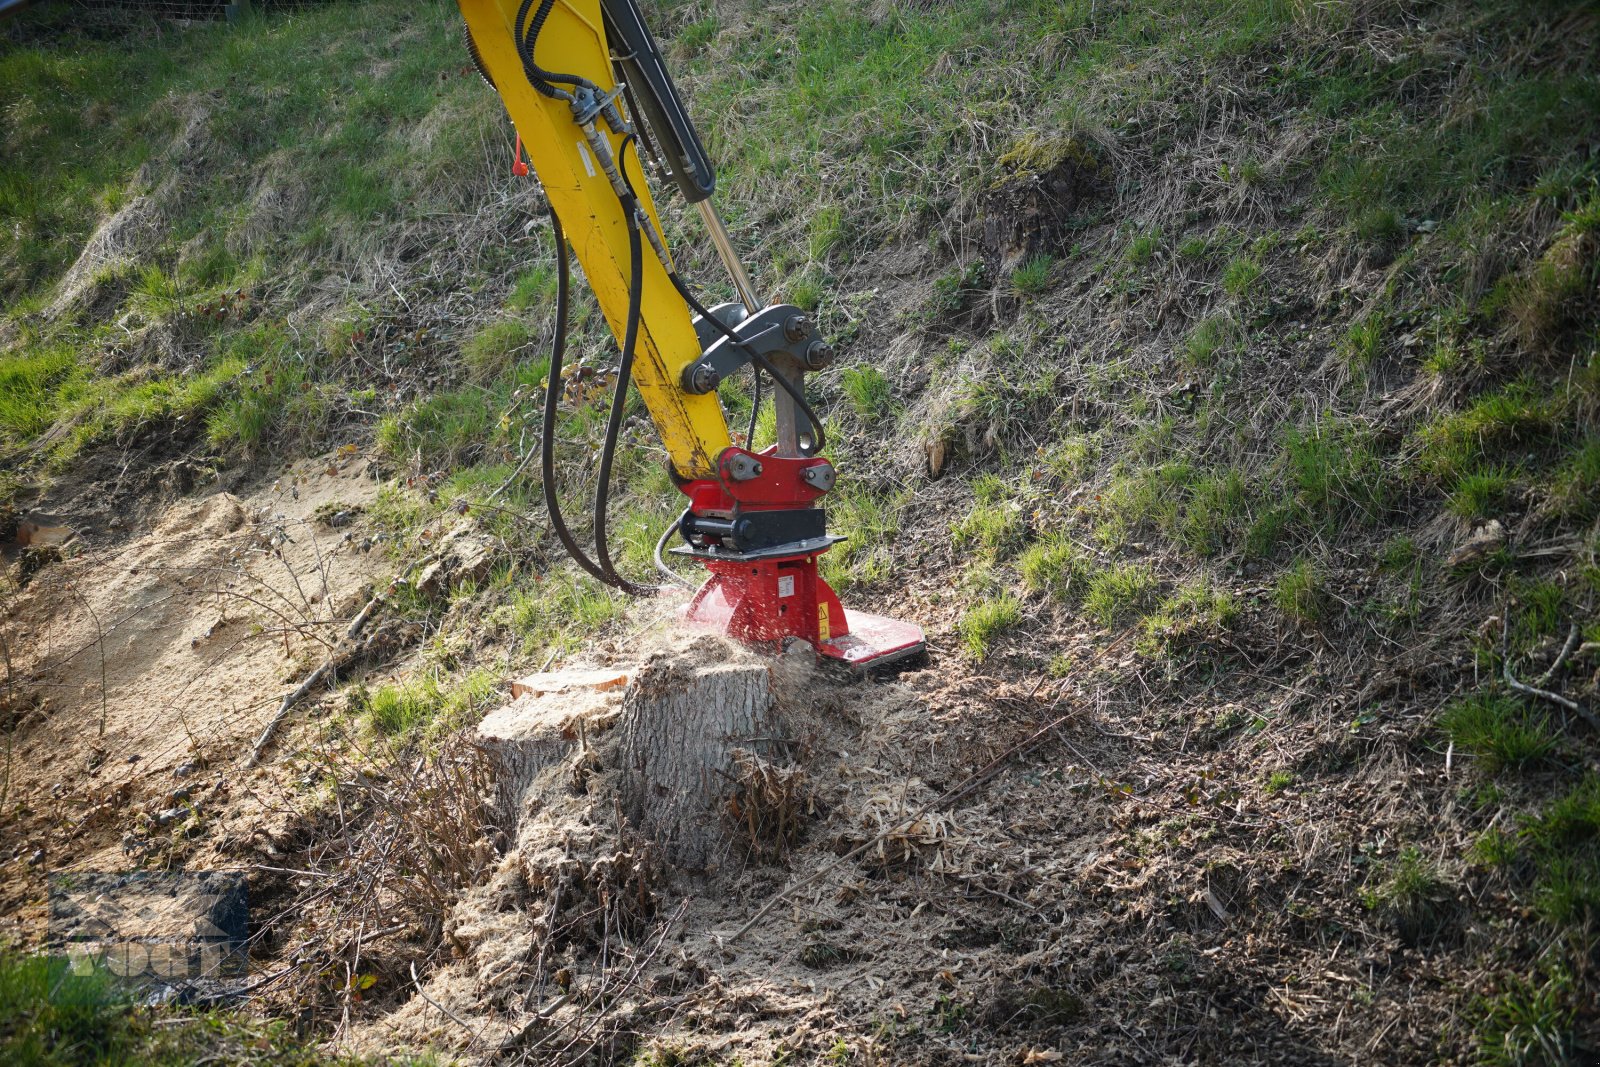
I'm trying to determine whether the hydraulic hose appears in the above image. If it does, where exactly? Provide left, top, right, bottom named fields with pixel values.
left=540, top=207, right=628, bottom=589
left=590, top=135, right=654, bottom=596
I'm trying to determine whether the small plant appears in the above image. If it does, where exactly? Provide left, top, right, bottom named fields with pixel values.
left=1125, top=227, right=1162, bottom=266
left=1474, top=966, right=1578, bottom=1067
left=958, top=593, right=1022, bottom=658
left=1339, top=313, right=1385, bottom=369
left=1019, top=537, right=1087, bottom=600
left=1182, top=314, right=1235, bottom=368
left=1447, top=464, right=1515, bottom=519
left=1273, top=557, right=1325, bottom=624
left=1139, top=579, right=1239, bottom=653
left=463, top=318, right=533, bottom=382
left=839, top=364, right=892, bottom=421
left=1221, top=256, right=1262, bottom=297
left=1264, top=770, right=1294, bottom=794
left=951, top=500, right=1023, bottom=558
left=1440, top=693, right=1554, bottom=772
left=1354, top=206, right=1404, bottom=246
left=1083, top=562, right=1159, bottom=626
left=1010, top=253, right=1054, bottom=296
left=1378, top=535, right=1419, bottom=571
left=1471, top=827, right=1518, bottom=867
left=1361, top=846, right=1451, bottom=943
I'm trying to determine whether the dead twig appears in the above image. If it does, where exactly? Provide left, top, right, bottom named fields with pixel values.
left=1502, top=614, right=1599, bottom=733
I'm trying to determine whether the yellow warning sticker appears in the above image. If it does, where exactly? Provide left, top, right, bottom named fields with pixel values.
left=818, top=602, right=831, bottom=642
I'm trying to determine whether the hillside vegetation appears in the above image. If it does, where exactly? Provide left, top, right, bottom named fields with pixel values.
left=3, top=0, right=1600, bottom=1062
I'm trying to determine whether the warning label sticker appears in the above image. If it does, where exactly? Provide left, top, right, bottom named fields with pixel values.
left=777, top=575, right=796, bottom=598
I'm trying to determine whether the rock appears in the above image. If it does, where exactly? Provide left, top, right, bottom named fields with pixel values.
left=174, top=761, right=197, bottom=779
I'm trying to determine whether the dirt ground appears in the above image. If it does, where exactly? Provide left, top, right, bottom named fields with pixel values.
left=0, top=451, right=385, bottom=943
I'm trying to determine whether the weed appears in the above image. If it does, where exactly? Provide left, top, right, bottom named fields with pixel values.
left=1264, top=771, right=1294, bottom=794
left=1010, top=253, right=1054, bottom=296
left=1447, top=464, right=1516, bottom=519
left=1178, top=469, right=1248, bottom=556
left=1472, top=827, right=1518, bottom=868
left=1042, top=434, right=1093, bottom=482
left=821, top=485, right=908, bottom=591
left=1283, top=422, right=1385, bottom=527
left=1378, top=535, right=1419, bottom=571
left=506, top=264, right=557, bottom=311
left=1547, top=435, right=1600, bottom=517
left=1414, top=379, right=1561, bottom=481
left=809, top=204, right=845, bottom=262
left=1084, top=562, right=1159, bottom=626
left=839, top=365, right=892, bottom=421
left=1273, top=557, right=1325, bottom=624
left=1221, top=256, right=1262, bottom=297
left=1019, top=537, right=1087, bottom=600
left=951, top=500, right=1023, bottom=558
left=1360, top=846, right=1451, bottom=943
left=463, top=319, right=533, bottom=383
left=1339, top=313, right=1385, bottom=369
left=1474, top=966, right=1579, bottom=1067
left=1182, top=314, right=1236, bottom=368
left=1139, top=579, right=1239, bottom=653
left=959, top=593, right=1022, bottom=658
left=1522, top=774, right=1600, bottom=925
left=1440, top=693, right=1554, bottom=773
left=1125, top=228, right=1161, bottom=266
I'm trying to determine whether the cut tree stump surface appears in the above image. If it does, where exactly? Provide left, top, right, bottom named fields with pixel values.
left=510, top=668, right=631, bottom=700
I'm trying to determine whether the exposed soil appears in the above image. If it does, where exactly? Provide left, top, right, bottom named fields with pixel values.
left=1, top=451, right=385, bottom=943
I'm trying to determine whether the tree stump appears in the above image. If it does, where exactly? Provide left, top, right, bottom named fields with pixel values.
left=615, top=653, right=779, bottom=870
left=475, top=684, right=621, bottom=821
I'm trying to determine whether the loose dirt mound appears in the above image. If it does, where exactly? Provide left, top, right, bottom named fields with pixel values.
left=0, top=452, right=385, bottom=942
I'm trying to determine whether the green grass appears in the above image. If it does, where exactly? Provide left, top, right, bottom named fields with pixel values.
left=1083, top=562, right=1159, bottom=627
left=1447, top=464, right=1516, bottom=519
left=839, top=364, right=893, bottom=421
left=958, top=593, right=1023, bottom=658
left=952, top=499, right=1024, bottom=558
left=1221, top=256, right=1262, bottom=297
left=1010, top=253, right=1054, bottom=296
left=1360, top=846, right=1450, bottom=943
left=1019, top=537, right=1088, bottom=600
left=1125, top=228, right=1162, bottom=266
left=1181, top=314, right=1235, bottom=368
left=1282, top=422, right=1385, bottom=527
left=1440, top=693, right=1554, bottom=773
left=0, top=949, right=411, bottom=1067
left=1473, top=965, right=1579, bottom=1067
left=1138, top=579, right=1239, bottom=654
left=821, top=484, right=909, bottom=592
left=1414, top=379, right=1563, bottom=482
left=354, top=668, right=499, bottom=739
left=1273, top=557, right=1325, bottom=625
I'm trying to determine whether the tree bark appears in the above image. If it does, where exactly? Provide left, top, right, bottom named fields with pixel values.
left=615, top=657, right=778, bottom=871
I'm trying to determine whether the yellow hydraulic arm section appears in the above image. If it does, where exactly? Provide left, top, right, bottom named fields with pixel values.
left=457, top=0, right=730, bottom=479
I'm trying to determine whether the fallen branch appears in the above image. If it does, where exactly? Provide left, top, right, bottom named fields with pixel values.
left=1503, top=614, right=1599, bottom=733
left=720, top=692, right=1078, bottom=945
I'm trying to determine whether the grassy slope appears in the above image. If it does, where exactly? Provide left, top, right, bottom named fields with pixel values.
left=4, top=0, right=1600, bottom=1061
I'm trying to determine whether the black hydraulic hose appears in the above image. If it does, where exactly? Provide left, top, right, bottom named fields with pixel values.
left=590, top=137, right=654, bottom=596
left=541, top=207, right=626, bottom=589
left=516, top=0, right=589, bottom=100
left=653, top=513, right=694, bottom=588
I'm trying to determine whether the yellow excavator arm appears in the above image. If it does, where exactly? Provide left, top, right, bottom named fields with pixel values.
left=458, top=0, right=729, bottom=479
left=454, top=0, right=925, bottom=668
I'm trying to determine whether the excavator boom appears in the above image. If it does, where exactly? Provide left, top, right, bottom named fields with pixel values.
left=456, top=0, right=925, bottom=669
